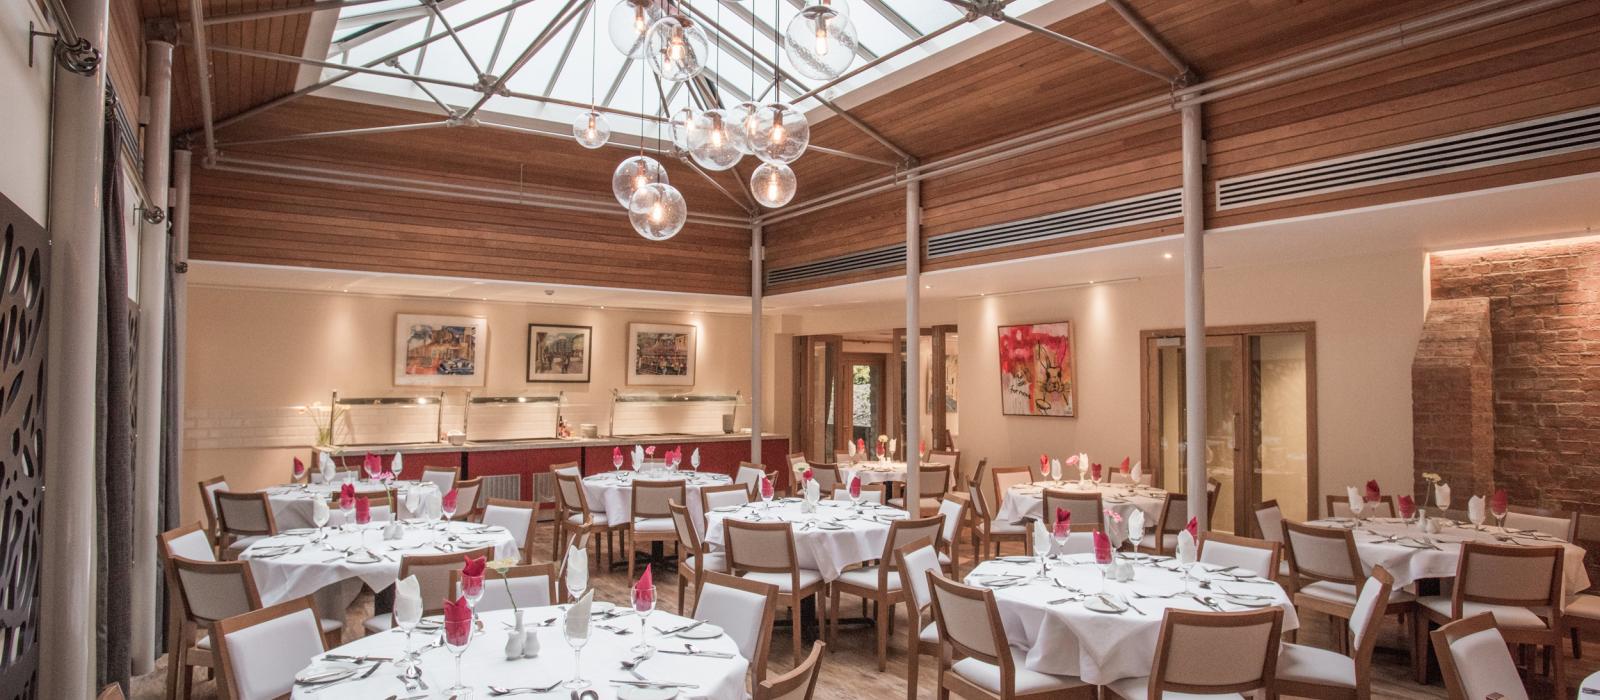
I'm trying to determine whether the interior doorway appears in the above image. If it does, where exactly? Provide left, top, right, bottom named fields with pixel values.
left=792, top=327, right=959, bottom=466
left=836, top=353, right=886, bottom=450
left=1141, top=323, right=1317, bottom=535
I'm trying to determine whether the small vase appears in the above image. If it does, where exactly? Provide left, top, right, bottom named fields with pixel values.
left=505, top=609, right=526, bottom=659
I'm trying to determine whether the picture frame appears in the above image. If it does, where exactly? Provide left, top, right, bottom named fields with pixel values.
left=626, top=322, right=697, bottom=386
left=997, top=321, right=1076, bottom=417
left=394, top=314, right=488, bottom=387
left=526, top=323, right=592, bottom=383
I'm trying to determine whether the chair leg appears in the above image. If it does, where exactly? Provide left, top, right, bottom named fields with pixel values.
left=1572, top=626, right=1584, bottom=659
left=791, top=600, right=803, bottom=666
left=1413, top=611, right=1430, bottom=684
left=626, top=531, right=635, bottom=583
left=164, top=624, right=185, bottom=700
left=906, top=646, right=920, bottom=700
left=829, top=588, right=841, bottom=651
left=876, top=596, right=890, bottom=671
left=1550, top=641, right=1566, bottom=699
left=677, top=568, right=688, bottom=613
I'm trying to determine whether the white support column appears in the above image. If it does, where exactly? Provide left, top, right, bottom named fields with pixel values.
left=172, top=148, right=192, bottom=519
left=1181, top=101, right=1208, bottom=528
left=41, top=0, right=110, bottom=694
left=130, top=38, right=174, bottom=676
left=904, top=182, right=921, bottom=512
left=750, top=224, right=763, bottom=463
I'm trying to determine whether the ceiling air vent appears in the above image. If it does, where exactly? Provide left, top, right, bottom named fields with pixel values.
left=926, top=189, right=1182, bottom=260
left=766, top=242, right=907, bottom=287
left=1217, top=106, right=1600, bottom=210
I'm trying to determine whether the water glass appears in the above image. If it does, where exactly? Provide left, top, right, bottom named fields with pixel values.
left=632, top=586, right=656, bottom=653
left=444, top=618, right=474, bottom=698
left=563, top=614, right=590, bottom=689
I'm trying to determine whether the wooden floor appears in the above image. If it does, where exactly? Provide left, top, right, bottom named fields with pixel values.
left=134, top=526, right=1590, bottom=699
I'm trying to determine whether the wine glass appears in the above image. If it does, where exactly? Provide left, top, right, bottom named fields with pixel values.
left=690, top=450, right=700, bottom=472
left=1470, top=503, right=1486, bottom=531
left=562, top=611, right=591, bottom=690
left=1126, top=520, right=1145, bottom=560
left=312, top=498, right=330, bottom=544
left=462, top=573, right=486, bottom=625
left=395, top=597, right=422, bottom=672
left=631, top=585, right=656, bottom=653
left=442, top=489, right=459, bottom=523
left=613, top=451, right=624, bottom=471
left=1491, top=501, right=1508, bottom=530
left=759, top=477, right=775, bottom=510
left=444, top=616, right=475, bottom=698
left=1348, top=496, right=1366, bottom=524
left=338, top=499, right=355, bottom=534
left=1051, top=523, right=1070, bottom=563
left=365, top=459, right=381, bottom=482
left=404, top=487, right=423, bottom=525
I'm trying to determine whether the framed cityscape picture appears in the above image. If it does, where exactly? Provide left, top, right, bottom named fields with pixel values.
left=627, top=322, right=696, bottom=386
left=997, top=321, right=1075, bottom=417
left=394, top=314, right=488, bottom=387
left=526, top=324, right=592, bottom=383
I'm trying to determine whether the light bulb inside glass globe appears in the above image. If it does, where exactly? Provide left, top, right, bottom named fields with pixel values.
left=729, top=101, right=762, bottom=155
left=783, top=5, right=856, bottom=80
left=628, top=182, right=688, bottom=241
left=645, top=15, right=707, bottom=82
left=750, top=103, right=810, bottom=164
left=686, top=109, right=742, bottom=171
left=751, top=161, right=797, bottom=208
left=669, top=106, right=697, bottom=151
left=611, top=155, right=669, bottom=207
left=573, top=110, right=611, bottom=149
left=607, top=0, right=664, bottom=59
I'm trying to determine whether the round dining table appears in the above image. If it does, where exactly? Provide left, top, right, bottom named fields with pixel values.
left=1306, top=516, right=1592, bottom=593
left=583, top=470, right=733, bottom=527
left=995, top=480, right=1167, bottom=526
left=701, top=498, right=903, bottom=581
left=290, top=605, right=750, bottom=699
left=839, top=460, right=910, bottom=487
left=964, top=554, right=1299, bottom=686
left=261, top=480, right=419, bottom=529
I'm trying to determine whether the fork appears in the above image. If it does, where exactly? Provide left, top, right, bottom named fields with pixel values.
left=488, top=680, right=564, bottom=696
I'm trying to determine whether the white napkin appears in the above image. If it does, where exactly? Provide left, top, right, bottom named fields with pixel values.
left=1435, top=483, right=1452, bottom=510
left=394, top=574, right=422, bottom=627
left=632, top=445, right=645, bottom=470
left=564, top=544, right=589, bottom=597
left=690, top=448, right=700, bottom=470
left=1128, top=509, right=1145, bottom=534
left=1467, top=495, right=1485, bottom=524
left=566, top=590, right=594, bottom=640
left=424, top=488, right=443, bottom=520
left=1346, top=486, right=1363, bottom=510
left=889, top=438, right=898, bottom=457
left=805, top=479, right=820, bottom=504
left=405, top=487, right=423, bottom=517
left=1049, top=459, right=1061, bottom=481
left=1176, top=530, right=1197, bottom=565
left=318, top=452, right=336, bottom=484
left=391, top=452, right=405, bottom=479
left=312, top=497, right=330, bottom=527
left=1130, top=461, right=1143, bottom=484
left=1031, top=520, right=1054, bottom=558
left=1078, top=453, right=1089, bottom=478
left=847, top=440, right=857, bottom=457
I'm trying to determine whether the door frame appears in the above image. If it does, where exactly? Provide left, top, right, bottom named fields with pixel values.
left=1138, top=322, right=1318, bottom=533
left=836, top=352, right=888, bottom=451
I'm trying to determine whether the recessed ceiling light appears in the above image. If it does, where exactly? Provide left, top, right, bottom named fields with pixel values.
left=1163, top=252, right=1173, bottom=260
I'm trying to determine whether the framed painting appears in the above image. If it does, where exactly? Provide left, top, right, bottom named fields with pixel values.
left=997, top=322, right=1075, bottom=417
left=526, top=324, right=592, bottom=383
left=627, top=322, right=696, bottom=386
left=394, top=314, right=488, bottom=387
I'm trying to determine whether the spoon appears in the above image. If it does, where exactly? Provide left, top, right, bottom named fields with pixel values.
left=488, top=680, right=564, bottom=696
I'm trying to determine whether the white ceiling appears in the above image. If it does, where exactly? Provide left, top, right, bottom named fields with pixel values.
left=190, top=172, right=1600, bottom=315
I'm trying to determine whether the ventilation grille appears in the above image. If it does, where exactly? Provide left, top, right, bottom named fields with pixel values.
left=1217, top=106, right=1600, bottom=210
left=766, top=243, right=907, bottom=287
left=480, top=473, right=523, bottom=502
left=927, top=189, right=1182, bottom=259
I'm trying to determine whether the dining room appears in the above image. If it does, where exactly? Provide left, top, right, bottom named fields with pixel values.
left=10, top=0, right=1600, bottom=698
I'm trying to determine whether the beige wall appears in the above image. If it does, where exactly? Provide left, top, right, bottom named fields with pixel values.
left=182, top=286, right=757, bottom=522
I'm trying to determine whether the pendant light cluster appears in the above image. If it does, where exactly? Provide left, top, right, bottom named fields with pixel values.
left=591, top=0, right=859, bottom=240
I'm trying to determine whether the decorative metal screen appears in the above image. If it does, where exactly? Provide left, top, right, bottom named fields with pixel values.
left=0, top=194, right=45, bottom=697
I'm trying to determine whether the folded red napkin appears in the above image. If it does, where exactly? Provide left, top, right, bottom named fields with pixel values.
left=1398, top=495, right=1416, bottom=519
left=443, top=488, right=459, bottom=512
left=1490, top=488, right=1508, bottom=515
left=1185, top=516, right=1198, bottom=539
left=633, top=566, right=655, bottom=611
left=803, top=468, right=814, bottom=482
left=1093, top=530, right=1113, bottom=565
left=339, top=483, right=356, bottom=510
left=355, top=496, right=371, bottom=525
left=848, top=476, right=862, bottom=500
left=1039, top=454, right=1049, bottom=472
left=363, top=452, right=380, bottom=476
left=1053, top=508, right=1072, bottom=538
left=1091, top=463, right=1103, bottom=481
left=293, top=457, right=306, bottom=478
left=613, top=446, right=622, bottom=462
left=1064, top=454, right=1079, bottom=467
left=462, top=555, right=486, bottom=578
left=919, top=439, right=927, bottom=457
left=759, top=475, right=775, bottom=500
left=1119, top=457, right=1130, bottom=474
left=645, top=445, right=656, bottom=457
left=856, top=438, right=866, bottom=454
left=1364, top=480, right=1381, bottom=503
left=443, top=596, right=472, bottom=646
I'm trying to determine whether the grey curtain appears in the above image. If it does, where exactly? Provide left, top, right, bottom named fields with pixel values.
left=97, top=102, right=134, bottom=693
left=158, top=210, right=181, bottom=651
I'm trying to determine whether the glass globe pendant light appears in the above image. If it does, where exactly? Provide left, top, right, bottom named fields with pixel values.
left=629, top=182, right=688, bottom=240
left=607, top=0, right=664, bottom=59
left=750, top=102, right=810, bottom=163
left=783, top=3, right=856, bottom=80
left=645, top=15, right=707, bottom=82
left=611, top=155, right=669, bottom=207
left=729, top=101, right=763, bottom=155
left=669, top=106, right=697, bottom=151
left=751, top=161, right=797, bottom=208
left=573, top=110, right=611, bottom=149
left=686, top=109, right=742, bottom=171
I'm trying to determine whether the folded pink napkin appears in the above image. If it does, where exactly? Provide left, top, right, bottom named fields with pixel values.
left=1365, top=480, right=1381, bottom=503
left=613, top=446, right=622, bottom=463
left=1039, top=454, right=1049, bottom=472
left=1490, top=488, right=1508, bottom=516
left=293, top=457, right=306, bottom=478
left=1185, top=516, right=1198, bottom=540
left=856, top=438, right=866, bottom=455
left=1093, top=530, right=1113, bottom=565
left=1119, top=457, right=1130, bottom=474
left=339, top=483, right=356, bottom=510
left=462, top=555, right=486, bottom=578
left=443, top=596, right=472, bottom=646
left=1064, top=454, right=1079, bottom=468
left=363, top=452, right=381, bottom=476
left=848, top=476, right=862, bottom=500
left=1090, top=463, right=1103, bottom=481
left=760, top=475, right=775, bottom=500
left=1053, top=508, right=1071, bottom=538
left=443, top=488, right=459, bottom=512
left=1397, top=495, right=1416, bottom=519
left=354, top=496, right=371, bottom=525
left=634, top=566, right=655, bottom=611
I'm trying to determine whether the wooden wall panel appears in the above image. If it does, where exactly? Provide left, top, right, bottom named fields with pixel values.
left=143, top=0, right=314, bottom=134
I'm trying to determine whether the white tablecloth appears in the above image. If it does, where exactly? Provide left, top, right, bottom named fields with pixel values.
left=1307, top=517, right=1591, bottom=593
left=995, top=481, right=1166, bottom=527
left=262, top=480, right=420, bottom=529
left=241, top=521, right=520, bottom=605
left=702, top=499, right=898, bottom=580
left=583, top=471, right=732, bottom=527
left=840, top=461, right=910, bottom=487
left=964, top=555, right=1299, bottom=686
left=290, top=606, right=749, bottom=700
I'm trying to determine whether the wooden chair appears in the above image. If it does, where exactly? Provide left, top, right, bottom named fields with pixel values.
left=830, top=514, right=945, bottom=670
left=1275, top=566, right=1395, bottom=700
left=555, top=524, right=594, bottom=603
left=1197, top=531, right=1282, bottom=580
left=934, top=496, right=967, bottom=575
left=99, top=683, right=126, bottom=700
left=449, top=562, right=556, bottom=612
left=1137, top=492, right=1189, bottom=556
left=553, top=471, right=616, bottom=565
left=966, top=478, right=1026, bottom=560
left=669, top=501, right=725, bottom=610
left=1413, top=541, right=1564, bottom=696
left=213, top=490, right=278, bottom=560
left=724, top=519, right=828, bottom=665
left=701, top=482, right=753, bottom=519
left=1041, top=489, right=1101, bottom=531
left=451, top=476, right=484, bottom=521
left=1326, top=494, right=1397, bottom=519
left=419, top=465, right=459, bottom=493
left=362, top=546, right=495, bottom=635
left=1504, top=505, right=1579, bottom=542
left=1431, top=613, right=1533, bottom=700
left=1105, top=608, right=1284, bottom=700
left=756, top=641, right=826, bottom=700
left=889, top=464, right=950, bottom=516
left=808, top=462, right=842, bottom=493
left=1206, top=477, right=1222, bottom=521
left=1282, top=520, right=1415, bottom=656
left=551, top=461, right=582, bottom=476
left=737, top=462, right=771, bottom=499
left=158, top=522, right=223, bottom=700
left=1253, top=499, right=1292, bottom=579
left=926, top=572, right=1093, bottom=699
left=696, top=570, right=779, bottom=687
left=481, top=498, right=539, bottom=563
left=196, top=476, right=229, bottom=556
left=928, top=449, right=961, bottom=491
left=893, top=538, right=945, bottom=700
left=627, top=479, right=686, bottom=581
left=211, top=596, right=327, bottom=700
left=785, top=452, right=810, bottom=495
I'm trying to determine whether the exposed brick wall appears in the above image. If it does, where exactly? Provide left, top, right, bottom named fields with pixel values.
left=1412, top=298, right=1494, bottom=499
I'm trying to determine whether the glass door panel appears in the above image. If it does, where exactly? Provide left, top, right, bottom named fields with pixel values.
left=837, top=353, right=885, bottom=452
left=1251, top=333, right=1311, bottom=524
left=1204, top=336, right=1244, bottom=534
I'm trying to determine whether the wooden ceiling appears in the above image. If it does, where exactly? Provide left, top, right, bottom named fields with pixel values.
left=142, top=0, right=317, bottom=134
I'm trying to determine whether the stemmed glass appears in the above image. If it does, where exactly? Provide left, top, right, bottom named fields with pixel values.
left=690, top=450, right=700, bottom=472
left=759, top=477, right=775, bottom=510
left=631, top=585, right=656, bottom=653
left=1126, top=520, right=1145, bottom=560
left=1349, top=496, right=1366, bottom=524
left=312, top=498, right=330, bottom=544
left=462, top=573, right=486, bottom=627
left=339, top=498, right=355, bottom=534
left=365, top=459, right=381, bottom=483
left=404, top=487, right=423, bottom=526
left=850, top=487, right=864, bottom=513
left=562, top=612, right=591, bottom=690
left=395, top=597, right=422, bottom=673
left=444, top=616, right=475, bottom=698
left=1469, top=503, right=1487, bottom=531
left=613, top=451, right=624, bottom=471
left=1491, top=501, right=1508, bottom=530
left=442, top=489, right=458, bottom=523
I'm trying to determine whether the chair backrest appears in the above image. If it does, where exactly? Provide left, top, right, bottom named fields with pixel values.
left=965, top=478, right=992, bottom=522
left=198, top=476, right=228, bottom=531
left=724, top=519, right=800, bottom=575
left=927, top=449, right=960, bottom=474
left=918, top=464, right=950, bottom=498
left=98, top=683, right=126, bottom=700
left=1206, top=478, right=1222, bottom=519
left=420, top=466, right=459, bottom=493
left=1326, top=494, right=1396, bottom=519
left=695, top=570, right=778, bottom=685
left=893, top=538, right=942, bottom=616
left=668, top=501, right=704, bottom=556
left=160, top=521, right=217, bottom=563
left=450, top=563, right=556, bottom=612
left=481, top=498, right=537, bottom=560
left=1282, top=520, right=1362, bottom=585
left=927, top=573, right=1013, bottom=688
left=1156, top=492, right=1189, bottom=535
left=756, top=641, right=825, bottom=700
left=214, top=491, right=277, bottom=537
left=1504, top=505, right=1578, bottom=542
left=1148, top=608, right=1283, bottom=696
left=809, top=463, right=841, bottom=492
left=1042, top=489, right=1102, bottom=530
left=989, top=466, right=1033, bottom=510
left=1253, top=500, right=1284, bottom=543
left=701, top=483, right=752, bottom=514
left=1031, top=521, right=1098, bottom=555
left=398, top=547, right=495, bottom=616
left=1347, top=566, right=1395, bottom=689
left=1198, top=532, right=1281, bottom=579
left=1453, top=542, right=1562, bottom=612
left=1430, top=612, right=1531, bottom=700
left=452, top=477, right=483, bottom=520
left=885, top=515, right=946, bottom=562
left=551, top=461, right=582, bottom=477
left=212, top=596, right=327, bottom=700
left=936, top=498, right=965, bottom=546
left=554, top=471, right=593, bottom=516
left=832, top=485, right=884, bottom=504
left=736, top=463, right=768, bottom=497
left=632, top=479, right=687, bottom=520
left=170, top=556, right=262, bottom=624
left=338, top=492, right=394, bottom=523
